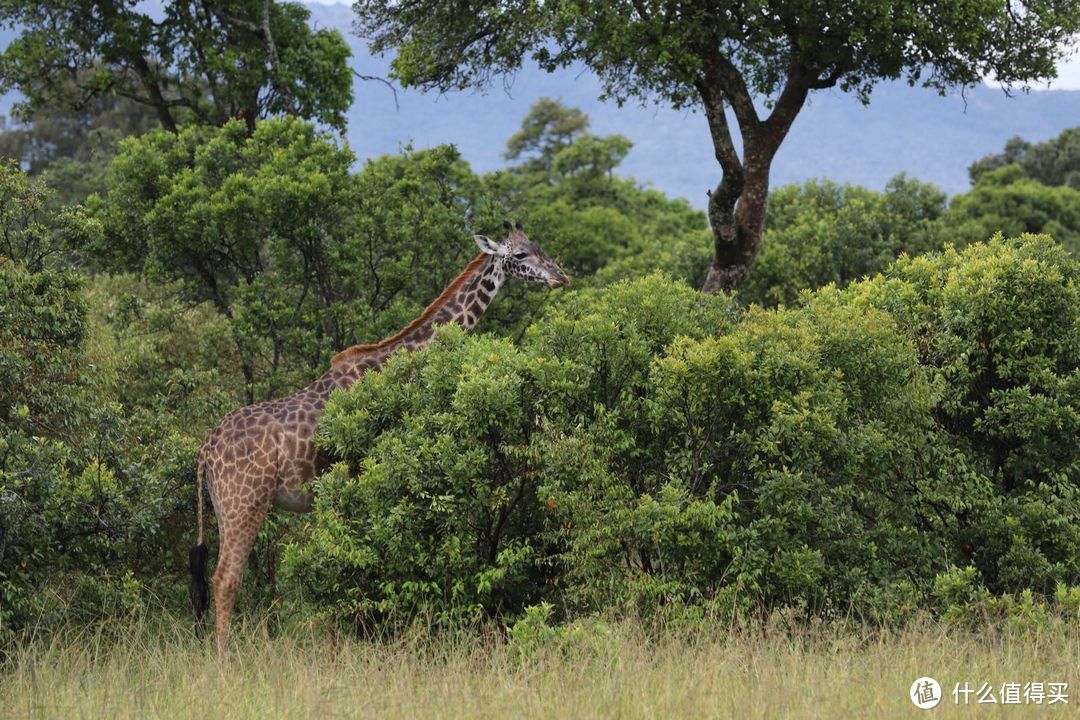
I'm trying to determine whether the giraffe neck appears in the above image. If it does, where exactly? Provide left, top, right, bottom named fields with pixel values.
left=327, top=253, right=505, bottom=381
left=383, top=253, right=505, bottom=352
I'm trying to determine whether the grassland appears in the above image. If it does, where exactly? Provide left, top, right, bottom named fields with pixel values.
left=3, top=613, right=1078, bottom=719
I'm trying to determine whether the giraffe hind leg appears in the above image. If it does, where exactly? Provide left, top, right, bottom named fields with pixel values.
left=209, top=423, right=283, bottom=655
left=212, top=485, right=274, bottom=655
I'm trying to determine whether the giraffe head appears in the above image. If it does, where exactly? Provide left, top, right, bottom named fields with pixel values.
left=474, top=220, right=570, bottom=288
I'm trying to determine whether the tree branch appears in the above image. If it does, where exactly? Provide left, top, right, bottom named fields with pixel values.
left=761, top=63, right=812, bottom=153
left=211, top=1, right=295, bottom=114
left=352, top=70, right=400, bottom=111
left=128, top=55, right=178, bottom=132
left=809, top=66, right=845, bottom=90
left=694, top=77, right=743, bottom=176
left=703, top=51, right=760, bottom=131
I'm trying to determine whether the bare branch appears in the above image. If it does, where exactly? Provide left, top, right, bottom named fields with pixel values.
left=352, top=70, right=400, bottom=111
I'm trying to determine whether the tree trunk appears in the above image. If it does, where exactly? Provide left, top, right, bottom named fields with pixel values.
left=696, top=59, right=813, bottom=295
left=131, top=55, right=178, bottom=133
left=701, top=147, right=774, bottom=294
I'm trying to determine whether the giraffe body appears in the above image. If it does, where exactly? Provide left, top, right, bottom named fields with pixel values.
left=191, top=227, right=568, bottom=653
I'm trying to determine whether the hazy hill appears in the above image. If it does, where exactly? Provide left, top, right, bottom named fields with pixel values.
left=4, top=3, right=1080, bottom=206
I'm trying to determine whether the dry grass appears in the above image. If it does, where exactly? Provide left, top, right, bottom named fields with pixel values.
left=2, top=613, right=1078, bottom=719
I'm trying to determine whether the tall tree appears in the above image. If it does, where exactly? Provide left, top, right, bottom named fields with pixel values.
left=92, top=118, right=504, bottom=401
left=970, top=127, right=1080, bottom=189
left=0, top=91, right=159, bottom=206
left=0, top=0, right=353, bottom=134
left=503, top=97, right=590, bottom=175
left=354, top=1, right=1080, bottom=293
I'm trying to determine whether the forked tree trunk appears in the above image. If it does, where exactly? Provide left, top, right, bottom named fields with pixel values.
left=695, top=60, right=816, bottom=295
left=701, top=151, right=774, bottom=294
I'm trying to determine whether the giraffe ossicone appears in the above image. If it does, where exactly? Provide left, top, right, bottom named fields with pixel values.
left=189, top=224, right=569, bottom=653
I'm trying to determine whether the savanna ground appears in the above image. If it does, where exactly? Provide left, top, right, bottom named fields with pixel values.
left=2, top=612, right=1077, bottom=719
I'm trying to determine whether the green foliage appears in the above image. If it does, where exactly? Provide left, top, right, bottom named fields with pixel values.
left=945, top=167, right=1080, bottom=255
left=480, top=99, right=713, bottom=332
left=285, top=325, right=575, bottom=628
left=293, top=234, right=1080, bottom=632
left=845, top=235, right=1080, bottom=594
left=539, top=287, right=953, bottom=620
left=506, top=602, right=613, bottom=663
left=92, top=119, right=506, bottom=400
left=357, top=0, right=1080, bottom=295
left=968, top=136, right=1031, bottom=185
left=504, top=98, right=590, bottom=173
left=346, top=146, right=505, bottom=343
left=850, top=235, right=1080, bottom=491
left=0, top=258, right=86, bottom=640
left=970, top=127, right=1080, bottom=189
left=87, top=102, right=710, bottom=405
left=929, top=567, right=1080, bottom=633
left=0, top=165, right=240, bottom=643
left=0, top=265, right=242, bottom=645
left=0, top=160, right=103, bottom=271
left=357, top=2, right=1080, bottom=107
left=741, top=175, right=947, bottom=307
left=0, top=0, right=353, bottom=133
left=360, top=0, right=1080, bottom=295
left=0, top=91, right=159, bottom=206
left=6, top=83, right=1080, bottom=644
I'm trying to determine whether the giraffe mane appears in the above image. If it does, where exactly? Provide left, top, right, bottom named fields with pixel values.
left=330, top=252, right=492, bottom=367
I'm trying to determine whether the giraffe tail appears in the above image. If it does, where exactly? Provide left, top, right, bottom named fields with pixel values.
left=189, top=454, right=210, bottom=634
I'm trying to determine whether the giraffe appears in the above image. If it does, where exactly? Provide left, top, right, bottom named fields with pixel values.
left=189, top=221, right=569, bottom=653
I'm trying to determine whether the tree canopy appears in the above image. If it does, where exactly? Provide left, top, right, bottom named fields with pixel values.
left=970, top=127, right=1080, bottom=189
left=355, top=1, right=1080, bottom=292
left=0, top=0, right=353, bottom=133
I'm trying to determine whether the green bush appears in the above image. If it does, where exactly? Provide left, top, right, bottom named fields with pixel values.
left=284, top=325, right=579, bottom=628
left=0, top=165, right=241, bottom=643
left=741, top=175, right=947, bottom=307
left=0, top=260, right=88, bottom=640
left=284, top=276, right=729, bottom=628
left=944, top=167, right=1080, bottom=255
left=290, top=234, right=1080, bottom=632
left=540, top=293, right=958, bottom=620
left=845, top=234, right=1080, bottom=594
left=0, top=260, right=212, bottom=642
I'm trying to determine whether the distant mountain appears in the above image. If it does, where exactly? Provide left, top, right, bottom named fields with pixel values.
left=6, top=3, right=1080, bottom=207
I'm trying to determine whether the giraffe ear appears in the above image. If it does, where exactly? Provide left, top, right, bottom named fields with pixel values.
left=474, top=235, right=504, bottom=255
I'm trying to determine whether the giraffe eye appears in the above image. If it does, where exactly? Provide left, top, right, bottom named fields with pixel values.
left=513, top=252, right=528, bottom=260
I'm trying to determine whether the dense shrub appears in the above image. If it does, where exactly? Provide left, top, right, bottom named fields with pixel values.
left=944, top=166, right=1080, bottom=256
left=289, top=234, right=1080, bottom=631
left=283, top=276, right=727, bottom=627
left=0, top=168, right=242, bottom=643
left=283, top=325, right=576, bottom=627
left=0, top=261, right=217, bottom=642
left=845, top=234, right=1080, bottom=594
left=536, top=291, right=958, bottom=620
left=741, top=175, right=947, bottom=307
left=0, top=260, right=87, bottom=639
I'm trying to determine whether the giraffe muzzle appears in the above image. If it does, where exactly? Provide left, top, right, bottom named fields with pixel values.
left=548, top=270, right=571, bottom=288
